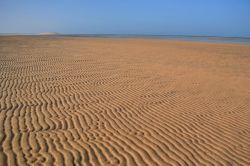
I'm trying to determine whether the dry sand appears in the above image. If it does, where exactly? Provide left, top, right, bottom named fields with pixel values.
left=0, top=36, right=250, bottom=165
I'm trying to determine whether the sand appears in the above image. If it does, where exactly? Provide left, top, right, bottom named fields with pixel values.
left=0, top=36, right=250, bottom=165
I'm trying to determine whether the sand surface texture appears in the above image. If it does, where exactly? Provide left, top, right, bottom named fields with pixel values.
left=0, top=36, right=250, bottom=166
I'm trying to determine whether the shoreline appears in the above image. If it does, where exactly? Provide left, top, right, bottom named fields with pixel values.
left=1, top=35, right=250, bottom=45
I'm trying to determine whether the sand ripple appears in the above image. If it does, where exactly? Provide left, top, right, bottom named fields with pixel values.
left=0, top=37, right=250, bottom=165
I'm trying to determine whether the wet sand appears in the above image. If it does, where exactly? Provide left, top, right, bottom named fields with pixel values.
left=0, top=36, right=250, bottom=165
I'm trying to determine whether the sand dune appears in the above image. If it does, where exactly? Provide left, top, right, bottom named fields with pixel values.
left=38, top=32, right=60, bottom=35
left=0, top=36, right=250, bottom=165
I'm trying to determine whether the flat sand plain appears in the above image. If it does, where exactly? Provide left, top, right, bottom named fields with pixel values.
left=0, top=36, right=250, bottom=166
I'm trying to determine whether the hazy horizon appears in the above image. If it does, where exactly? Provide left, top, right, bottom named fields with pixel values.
left=1, top=0, right=250, bottom=38
left=1, top=33, right=250, bottom=38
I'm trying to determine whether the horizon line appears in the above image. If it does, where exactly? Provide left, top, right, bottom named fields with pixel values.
left=1, top=33, right=250, bottom=39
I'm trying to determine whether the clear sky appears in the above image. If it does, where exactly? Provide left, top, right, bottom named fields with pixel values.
left=0, top=0, right=250, bottom=37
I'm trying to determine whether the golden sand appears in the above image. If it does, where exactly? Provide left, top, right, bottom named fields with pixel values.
left=0, top=36, right=250, bottom=165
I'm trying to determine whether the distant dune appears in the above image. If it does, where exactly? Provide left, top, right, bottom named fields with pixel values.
left=0, top=36, right=250, bottom=165
left=38, top=32, right=60, bottom=35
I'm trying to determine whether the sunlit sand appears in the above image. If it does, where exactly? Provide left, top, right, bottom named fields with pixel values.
left=0, top=36, right=250, bottom=165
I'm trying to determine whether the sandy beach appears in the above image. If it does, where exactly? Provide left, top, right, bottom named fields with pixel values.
left=0, top=36, right=250, bottom=165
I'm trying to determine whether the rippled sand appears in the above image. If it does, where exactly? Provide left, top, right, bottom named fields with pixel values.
left=0, top=36, right=250, bottom=165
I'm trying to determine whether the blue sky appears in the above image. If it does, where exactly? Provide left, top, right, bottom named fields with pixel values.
left=0, top=0, right=250, bottom=37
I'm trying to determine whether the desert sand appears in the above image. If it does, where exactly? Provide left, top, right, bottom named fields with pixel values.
left=0, top=36, right=250, bottom=166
